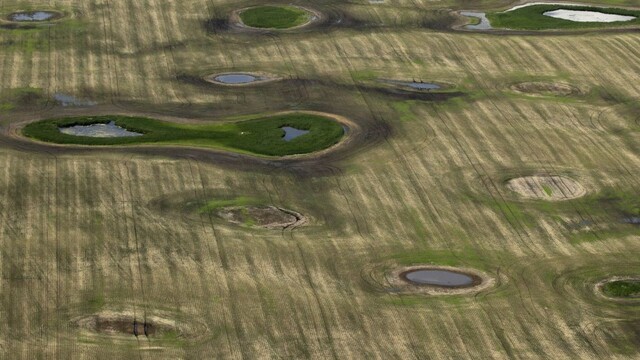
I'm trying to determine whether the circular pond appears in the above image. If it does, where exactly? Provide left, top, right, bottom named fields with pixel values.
left=402, top=269, right=476, bottom=287
left=8, top=11, right=61, bottom=22
left=506, top=175, right=586, bottom=201
left=386, top=265, right=493, bottom=295
left=204, top=72, right=278, bottom=86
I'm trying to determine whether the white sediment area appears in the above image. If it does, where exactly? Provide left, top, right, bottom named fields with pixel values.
left=543, top=9, right=635, bottom=22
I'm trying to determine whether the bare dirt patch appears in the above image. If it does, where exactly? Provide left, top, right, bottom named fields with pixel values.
left=511, top=81, right=581, bottom=97
left=387, top=265, right=494, bottom=296
left=216, top=206, right=306, bottom=229
left=506, top=175, right=586, bottom=200
left=74, top=311, right=179, bottom=338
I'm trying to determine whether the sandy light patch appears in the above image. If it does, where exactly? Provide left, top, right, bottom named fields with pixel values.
left=506, top=175, right=586, bottom=200
left=543, top=9, right=635, bottom=22
left=510, top=81, right=580, bottom=96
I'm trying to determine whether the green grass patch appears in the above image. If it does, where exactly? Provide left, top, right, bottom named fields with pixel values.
left=488, top=5, right=640, bottom=30
left=602, top=280, right=640, bottom=298
left=239, top=5, right=311, bottom=29
left=542, top=184, right=553, bottom=196
left=22, top=113, right=345, bottom=157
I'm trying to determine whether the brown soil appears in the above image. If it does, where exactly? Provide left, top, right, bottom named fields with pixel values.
left=216, top=206, right=306, bottom=229
left=387, top=265, right=495, bottom=296
left=75, top=312, right=176, bottom=338
left=511, top=81, right=581, bottom=97
left=506, top=175, right=586, bottom=201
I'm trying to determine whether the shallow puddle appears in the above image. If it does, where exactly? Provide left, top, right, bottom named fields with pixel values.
left=9, top=11, right=56, bottom=21
left=460, top=11, right=492, bottom=30
left=281, top=126, right=310, bottom=141
left=543, top=9, right=636, bottom=22
left=214, top=73, right=260, bottom=84
left=403, top=269, right=475, bottom=287
left=60, top=121, right=142, bottom=138
left=383, top=79, right=442, bottom=91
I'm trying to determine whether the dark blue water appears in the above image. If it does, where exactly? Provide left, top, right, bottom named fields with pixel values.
left=281, top=126, right=310, bottom=141
left=404, top=270, right=474, bottom=286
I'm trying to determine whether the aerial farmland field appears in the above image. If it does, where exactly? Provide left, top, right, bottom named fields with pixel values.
left=0, top=0, right=638, bottom=358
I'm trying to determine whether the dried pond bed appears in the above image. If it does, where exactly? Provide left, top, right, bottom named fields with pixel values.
left=506, top=175, right=586, bottom=201
left=216, top=205, right=306, bottom=229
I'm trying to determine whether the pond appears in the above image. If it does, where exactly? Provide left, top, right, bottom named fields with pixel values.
left=9, top=11, right=57, bottom=22
left=543, top=9, right=636, bottom=22
left=281, top=126, right=310, bottom=141
left=214, top=73, right=260, bottom=84
left=402, top=269, right=475, bottom=287
left=460, top=11, right=492, bottom=30
left=59, top=121, right=142, bottom=138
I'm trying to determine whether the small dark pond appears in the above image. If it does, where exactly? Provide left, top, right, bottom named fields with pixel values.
left=383, top=79, right=442, bottom=91
left=281, top=126, right=310, bottom=141
left=403, top=269, right=475, bottom=287
left=59, top=121, right=142, bottom=138
left=9, top=11, right=56, bottom=22
left=214, top=73, right=260, bottom=84
left=622, top=217, right=640, bottom=225
left=460, top=11, right=492, bottom=30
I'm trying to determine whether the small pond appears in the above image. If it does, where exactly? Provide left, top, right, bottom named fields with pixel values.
left=460, top=11, right=492, bottom=30
left=59, top=121, right=142, bottom=138
left=403, top=269, right=475, bottom=287
left=543, top=9, right=636, bottom=22
left=9, top=11, right=57, bottom=22
left=214, top=73, right=260, bottom=84
left=281, top=126, right=310, bottom=141
left=383, top=79, right=442, bottom=91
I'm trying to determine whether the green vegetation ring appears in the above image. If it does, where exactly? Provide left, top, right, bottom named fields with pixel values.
left=231, top=5, right=322, bottom=30
left=596, top=277, right=640, bottom=300
left=19, top=111, right=351, bottom=158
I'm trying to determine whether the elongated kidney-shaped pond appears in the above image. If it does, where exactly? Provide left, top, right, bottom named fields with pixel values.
left=9, top=11, right=58, bottom=21
left=215, top=73, right=260, bottom=84
left=402, top=269, right=476, bottom=287
left=59, top=121, right=142, bottom=138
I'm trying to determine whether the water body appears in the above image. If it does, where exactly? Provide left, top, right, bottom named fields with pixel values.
left=54, top=93, right=97, bottom=107
left=384, top=80, right=442, bottom=90
left=60, top=121, right=142, bottom=138
left=543, top=9, right=636, bottom=22
left=10, top=11, right=56, bottom=21
left=460, top=11, right=492, bottom=30
left=281, top=126, right=310, bottom=141
left=403, top=269, right=475, bottom=287
left=214, top=73, right=260, bottom=84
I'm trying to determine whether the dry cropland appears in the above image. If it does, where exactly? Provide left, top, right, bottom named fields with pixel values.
left=0, top=0, right=639, bottom=358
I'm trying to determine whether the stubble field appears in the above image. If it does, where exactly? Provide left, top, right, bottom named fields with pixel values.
left=0, top=0, right=638, bottom=358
